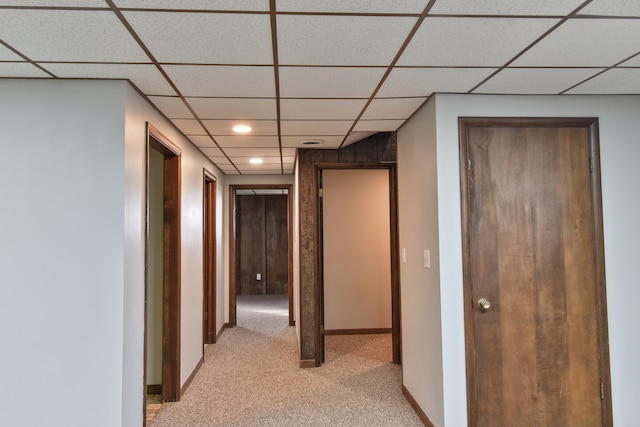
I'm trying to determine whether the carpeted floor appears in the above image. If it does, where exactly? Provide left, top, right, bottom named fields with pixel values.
left=150, top=294, right=423, bottom=426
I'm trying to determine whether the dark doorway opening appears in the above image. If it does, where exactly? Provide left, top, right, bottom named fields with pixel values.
left=229, top=185, right=294, bottom=327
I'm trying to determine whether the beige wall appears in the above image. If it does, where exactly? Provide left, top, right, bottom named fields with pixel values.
left=322, top=169, right=392, bottom=330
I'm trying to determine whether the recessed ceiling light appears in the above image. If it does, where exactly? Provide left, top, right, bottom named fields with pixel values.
left=301, top=139, right=324, bottom=146
left=249, top=158, right=263, bottom=165
left=232, top=124, right=252, bottom=133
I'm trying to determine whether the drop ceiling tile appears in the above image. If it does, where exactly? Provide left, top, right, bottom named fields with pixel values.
left=0, top=45, right=22, bottom=61
left=223, top=147, right=281, bottom=157
left=203, top=119, right=278, bottom=135
left=147, top=96, right=194, bottom=119
left=163, top=65, right=275, bottom=97
left=475, top=68, right=605, bottom=94
left=124, top=12, right=272, bottom=64
left=280, top=120, right=352, bottom=135
left=44, top=63, right=175, bottom=95
left=565, top=68, right=640, bottom=94
left=114, top=0, right=269, bottom=11
left=343, top=131, right=378, bottom=146
left=361, top=97, right=426, bottom=120
left=1, top=0, right=105, bottom=6
left=398, top=17, right=559, bottom=66
left=578, top=0, right=640, bottom=16
left=209, top=156, right=231, bottom=165
left=0, top=62, right=51, bottom=77
left=620, top=55, right=640, bottom=66
left=172, top=119, right=207, bottom=135
left=512, top=19, right=640, bottom=67
left=187, top=98, right=277, bottom=120
left=0, top=10, right=148, bottom=62
left=216, top=164, right=239, bottom=174
left=237, top=167, right=285, bottom=175
left=430, top=0, right=585, bottom=15
left=199, top=147, right=224, bottom=157
left=277, top=0, right=429, bottom=13
left=281, top=136, right=344, bottom=148
left=280, top=99, right=367, bottom=120
left=187, top=135, right=219, bottom=148
left=277, top=15, right=417, bottom=66
left=279, top=67, right=385, bottom=98
left=213, top=135, right=281, bottom=148
left=353, top=120, right=404, bottom=132
left=377, top=67, right=496, bottom=97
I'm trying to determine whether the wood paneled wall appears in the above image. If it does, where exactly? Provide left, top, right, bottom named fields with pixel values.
left=237, top=194, right=289, bottom=295
left=297, top=132, right=397, bottom=363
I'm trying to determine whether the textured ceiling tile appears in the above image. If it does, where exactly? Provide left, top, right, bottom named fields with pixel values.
left=377, top=67, right=496, bottom=97
left=578, top=0, right=640, bottom=16
left=147, top=96, right=194, bottom=119
left=203, top=119, right=278, bottom=135
left=512, top=19, right=640, bottom=67
left=0, top=10, right=148, bottom=62
left=281, top=136, right=343, bottom=148
left=280, top=120, right=352, bottom=135
left=565, top=69, right=640, bottom=94
left=1, top=0, right=105, bottom=5
left=224, top=147, right=282, bottom=156
left=124, top=12, right=272, bottom=64
left=343, top=131, right=378, bottom=146
left=277, top=0, right=430, bottom=13
left=187, top=135, right=218, bottom=148
left=172, top=119, right=207, bottom=135
left=353, top=120, right=404, bottom=132
left=163, top=65, right=275, bottom=97
left=620, top=55, right=640, bottom=66
left=198, top=147, right=224, bottom=157
left=475, top=68, right=605, bottom=94
left=398, top=17, right=559, bottom=66
left=0, top=62, right=51, bottom=77
left=114, top=0, right=269, bottom=11
left=430, top=0, right=586, bottom=15
left=187, top=98, right=277, bottom=120
left=213, top=135, right=281, bottom=148
left=280, top=99, right=367, bottom=120
left=361, top=97, right=427, bottom=120
left=279, top=67, right=385, bottom=98
left=278, top=15, right=417, bottom=66
left=44, top=63, right=176, bottom=95
left=0, top=45, right=22, bottom=61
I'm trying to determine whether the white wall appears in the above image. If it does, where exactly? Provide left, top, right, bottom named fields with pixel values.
left=398, top=93, right=640, bottom=426
left=123, top=84, right=224, bottom=426
left=396, top=98, right=445, bottom=426
left=0, top=80, right=127, bottom=427
left=322, top=169, right=391, bottom=330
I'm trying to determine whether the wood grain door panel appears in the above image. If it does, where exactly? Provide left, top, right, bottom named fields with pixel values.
left=460, top=118, right=612, bottom=427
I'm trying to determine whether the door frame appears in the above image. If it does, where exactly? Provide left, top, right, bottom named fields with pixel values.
left=458, top=117, right=613, bottom=426
left=314, top=163, right=401, bottom=366
left=228, top=184, right=294, bottom=326
left=143, top=123, right=182, bottom=412
left=203, top=170, right=217, bottom=344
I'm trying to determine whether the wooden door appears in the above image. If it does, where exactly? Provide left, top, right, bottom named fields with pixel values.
left=460, top=118, right=612, bottom=427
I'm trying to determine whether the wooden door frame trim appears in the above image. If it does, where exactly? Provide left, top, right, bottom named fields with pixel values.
left=228, top=184, right=294, bottom=326
left=458, top=116, right=612, bottom=426
left=144, top=123, right=182, bottom=405
left=313, top=163, right=401, bottom=366
left=203, top=170, right=217, bottom=344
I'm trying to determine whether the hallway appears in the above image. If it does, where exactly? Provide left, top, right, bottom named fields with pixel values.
left=149, top=295, right=423, bottom=426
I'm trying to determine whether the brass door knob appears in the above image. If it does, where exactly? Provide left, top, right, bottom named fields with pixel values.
left=477, top=298, right=491, bottom=310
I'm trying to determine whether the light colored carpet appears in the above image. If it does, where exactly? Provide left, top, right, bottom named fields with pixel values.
left=150, top=295, right=424, bottom=427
